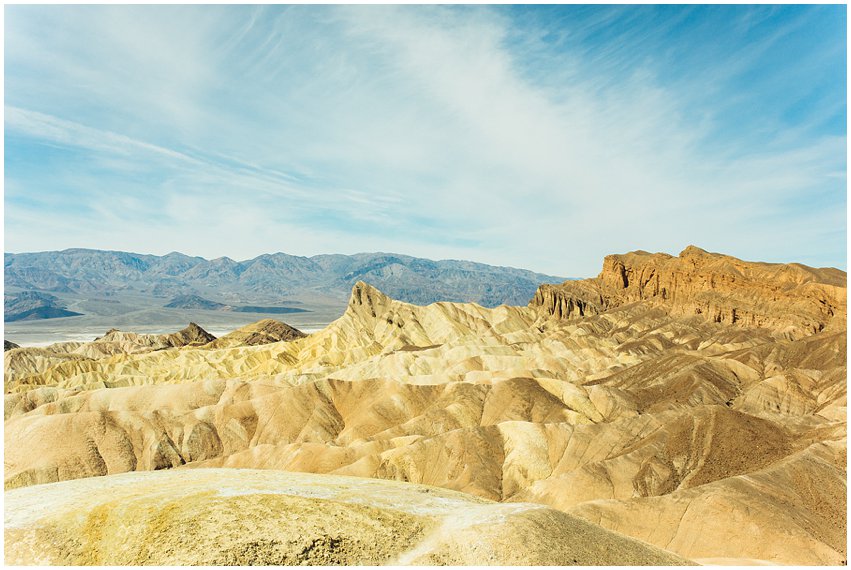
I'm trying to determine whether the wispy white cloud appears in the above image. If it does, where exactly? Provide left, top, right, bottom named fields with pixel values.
left=4, top=5, right=845, bottom=275
left=6, top=106, right=206, bottom=166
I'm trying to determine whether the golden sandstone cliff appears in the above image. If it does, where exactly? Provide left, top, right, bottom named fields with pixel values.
left=3, top=246, right=847, bottom=565
left=534, top=246, right=846, bottom=339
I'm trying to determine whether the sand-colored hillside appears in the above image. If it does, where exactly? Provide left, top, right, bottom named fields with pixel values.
left=3, top=322, right=215, bottom=390
left=4, top=468, right=690, bottom=566
left=4, top=247, right=846, bottom=565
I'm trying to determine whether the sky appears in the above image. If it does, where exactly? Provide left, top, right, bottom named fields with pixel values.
left=4, top=4, right=847, bottom=277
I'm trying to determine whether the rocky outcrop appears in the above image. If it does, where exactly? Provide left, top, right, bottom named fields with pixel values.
left=206, top=319, right=306, bottom=348
left=4, top=324, right=217, bottom=390
left=532, top=246, right=846, bottom=339
left=165, top=322, right=217, bottom=346
left=93, top=322, right=216, bottom=348
left=532, top=280, right=608, bottom=320
left=349, top=281, right=395, bottom=320
left=4, top=340, right=20, bottom=351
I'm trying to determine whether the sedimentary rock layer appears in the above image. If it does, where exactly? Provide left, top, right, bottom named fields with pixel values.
left=532, top=245, right=846, bottom=339
left=4, top=248, right=846, bottom=565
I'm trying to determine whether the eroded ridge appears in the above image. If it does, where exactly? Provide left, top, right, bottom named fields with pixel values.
left=532, top=245, right=846, bottom=339
left=4, top=248, right=846, bottom=565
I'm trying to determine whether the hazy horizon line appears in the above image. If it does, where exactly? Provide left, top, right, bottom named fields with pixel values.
left=5, top=243, right=848, bottom=275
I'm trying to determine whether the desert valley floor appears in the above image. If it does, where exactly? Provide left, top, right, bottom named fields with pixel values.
left=4, top=246, right=847, bottom=565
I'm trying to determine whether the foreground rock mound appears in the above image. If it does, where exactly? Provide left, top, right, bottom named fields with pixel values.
left=4, top=247, right=846, bottom=565
left=4, top=469, right=689, bottom=566
left=533, top=245, right=845, bottom=339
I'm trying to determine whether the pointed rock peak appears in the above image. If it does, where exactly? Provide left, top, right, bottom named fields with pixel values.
left=239, top=319, right=305, bottom=343
left=205, top=318, right=305, bottom=348
left=252, top=318, right=284, bottom=328
left=94, top=327, right=139, bottom=343
left=350, top=281, right=388, bottom=305
left=179, top=322, right=216, bottom=343
left=95, top=328, right=121, bottom=341
left=679, top=245, right=710, bottom=257
left=348, top=281, right=393, bottom=318
left=247, top=318, right=305, bottom=337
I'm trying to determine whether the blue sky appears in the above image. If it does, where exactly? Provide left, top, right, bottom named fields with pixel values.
left=4, top=5, right=846, bottom=276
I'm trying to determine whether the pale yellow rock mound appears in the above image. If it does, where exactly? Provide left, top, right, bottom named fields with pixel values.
left=4, top=469, right=691, bottom=566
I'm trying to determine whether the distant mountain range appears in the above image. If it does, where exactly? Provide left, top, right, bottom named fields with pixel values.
left=4, top=249, right=569, bottom=316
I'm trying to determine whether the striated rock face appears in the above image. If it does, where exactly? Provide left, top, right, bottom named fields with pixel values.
left=533, top=280, right=607, bottom=320
left=532, top=246, right=846, bottom=339
left=4, top=250, right=847, bottom=566
left=4, top=323, right=216, bottom=392
left=164, top=322, right=218, bottom=346
left=206, top=319, right=306, bottom=349
left=91, top=322, right=216, bottom=348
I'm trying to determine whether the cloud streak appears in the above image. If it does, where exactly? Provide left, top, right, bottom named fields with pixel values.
left=4, top=5, right=846, bottom=275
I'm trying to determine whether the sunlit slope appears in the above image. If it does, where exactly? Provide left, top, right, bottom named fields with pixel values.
left=534, top=245, right=846, bottom=339
left=4, top=469, right=690, bottom=566
left=4, top=247, right=846, bottom=565
left=3, top=322, right=215, bottom=388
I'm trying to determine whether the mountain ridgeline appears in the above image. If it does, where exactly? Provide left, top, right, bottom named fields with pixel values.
left=5, top=249, right=567, bottom=308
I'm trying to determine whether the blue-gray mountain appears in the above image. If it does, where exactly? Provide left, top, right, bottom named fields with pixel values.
left=5, top=249, right=569, bottom=309
left=4, top=291, right=83, bottom=322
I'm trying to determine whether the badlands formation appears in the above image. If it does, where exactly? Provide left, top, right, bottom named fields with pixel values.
left=4, top=246, right=847, bottom=565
